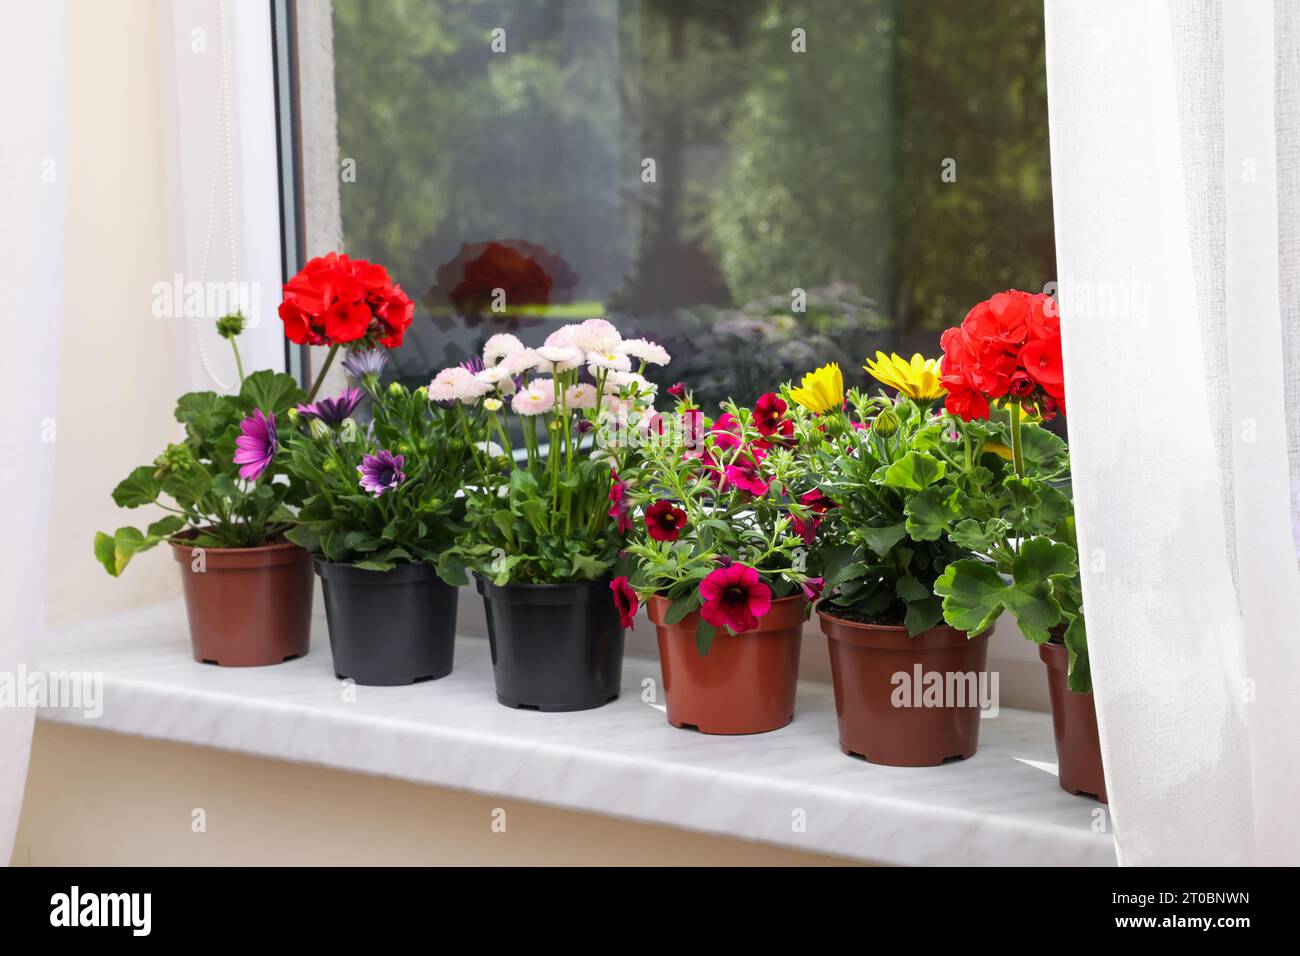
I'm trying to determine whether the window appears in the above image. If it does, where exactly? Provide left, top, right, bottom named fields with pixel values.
left=300, top=0, right=1054, bottom=408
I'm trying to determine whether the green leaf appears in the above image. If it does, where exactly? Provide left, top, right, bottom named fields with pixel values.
left=881, top=452, right=945, bottom=492
left=665, top=590, right=702, bottom=625
left=353, top=559, right=396, bottom=572
left=903, top=596, right=943, bottom=636
left=92, top=525, right=162, bottom=576
left=435, top=550, right=469, bottom=587
left=950, top=517, right=1011, bottom=554
left=146, top=515, right=186, bottom=539
left=1019, top=423, right=1069, bottom=473
left=111, top=466, right=164, bottom=508
left=1064, top=615, right=1092, bottom=693
left=856, top=522, right=907, bottom=557
left=175, top=391, right=236, bottom=438
left=492, top=509, right=516, bottom=545
left=904, top=485, right=963, bottom=541
left=239, top=370, right=306, bottom=416
left=694, top=613, right=714, bottom=656
left=568, top=551, right=610, bottom=581
left=935, top=538, right=1078, bottom=642
left=895, top=574, right=930, bottom=602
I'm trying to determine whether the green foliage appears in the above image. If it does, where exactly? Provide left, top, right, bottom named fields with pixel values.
left=282, top=378, right=473, bottom=582
left=621, top=397, right=821, bottom=631
left=94, top=369, right=306, bottom=577
left=808, top=382, right=1085, bottom=677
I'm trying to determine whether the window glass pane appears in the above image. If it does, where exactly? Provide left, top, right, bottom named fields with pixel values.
left=329, top=0, right=1054, bottom=408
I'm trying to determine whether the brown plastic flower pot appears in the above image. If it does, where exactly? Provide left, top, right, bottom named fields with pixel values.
left=647, top=594, right=805, bottom=735
left=1040, top=641, right=1108, bottom=802
left=818, top=611, right=990, bottom=767
left=169, top=537, right=313, bottom=666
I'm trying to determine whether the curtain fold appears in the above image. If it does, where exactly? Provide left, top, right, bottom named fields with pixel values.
left=0, top=0, right=68, bottom=864
left=1046, top=0, right=1300, bottom=864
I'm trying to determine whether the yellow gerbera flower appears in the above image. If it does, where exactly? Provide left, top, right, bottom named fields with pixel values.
left=789, top=362, right=844, bottom=415
left=863, top=351, right=947, bottom=401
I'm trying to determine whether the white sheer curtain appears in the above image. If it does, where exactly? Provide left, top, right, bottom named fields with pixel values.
left=0, top=0, right=67, bottom=864
left=1046, top=0, right=1300, bottom=865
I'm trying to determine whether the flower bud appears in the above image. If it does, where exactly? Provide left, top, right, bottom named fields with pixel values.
left=322, top=458, right=338, bottom=474
left=413, top=386, right=428, bottom=401
left=872, top=407, right=900, bottom=436
left=483, top=397, right=503, bottom=412
left=309, top=418, right=331, bottom=441
left=215, top=311, right=245, bottom=340
left=286, top=407, right=300, bottom=425
left=387, top=381, right=407, bottom=398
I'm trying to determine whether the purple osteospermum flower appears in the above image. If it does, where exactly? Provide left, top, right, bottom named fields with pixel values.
left=341, top=348, right=389, bottom=381
left=296, top=386, right=364, bottom=426
left=357, top=449, right=405, bottom=497
left=234, top=408, right=277, bottom=480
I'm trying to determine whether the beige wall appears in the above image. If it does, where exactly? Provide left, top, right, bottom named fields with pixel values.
left=15, top=723, right=860, bottom=866
left=46, top=0, right=182, bottom=630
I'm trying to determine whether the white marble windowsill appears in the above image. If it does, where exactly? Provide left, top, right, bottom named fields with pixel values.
left=35, top=600, right=1116, bottom=866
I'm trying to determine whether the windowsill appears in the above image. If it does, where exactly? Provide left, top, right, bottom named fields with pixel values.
left=35, top=599, right=1115, bottom=866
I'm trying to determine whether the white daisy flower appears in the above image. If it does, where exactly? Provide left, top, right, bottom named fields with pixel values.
left=564, top=383, right=598, bottom=409
left=572, top=318, right=622, bottom=352
left=483, top=333, right=524, bottom=366
left=511, top=381, right=556, bottom=416
left=428, top=367, right=491, bottom=403
left=500, top=348, right=544, bottom=376
left=537, top=345, right=584, bottom=372
left=587, top=349, right=632, bottom=373
left=544, top=324, right=581, bottom=348
left=617, top=337, right=670, bottom=366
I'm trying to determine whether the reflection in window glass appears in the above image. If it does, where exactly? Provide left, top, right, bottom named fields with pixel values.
left=329, top=0, right=1054, bottom=408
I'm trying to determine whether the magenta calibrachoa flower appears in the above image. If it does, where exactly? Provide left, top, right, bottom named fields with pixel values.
left=357, top=449, right=406, bottom=497
left=699, top=563, right=772, bottom=633
left=234, top=408, right=278, bottom=480
left=296, top=386, right=364, bottom=426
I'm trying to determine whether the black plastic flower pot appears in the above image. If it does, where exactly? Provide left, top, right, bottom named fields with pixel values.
left=316, top=559, right=457, bottom=686
left=475, top=575, right=625, bottom=711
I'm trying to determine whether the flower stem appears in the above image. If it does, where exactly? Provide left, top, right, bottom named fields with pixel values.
left=306, top=344, right=341, bottom=403
left=1009, top=401, right=1025, bottom=476
left=229, top=338, right=246, bottom=385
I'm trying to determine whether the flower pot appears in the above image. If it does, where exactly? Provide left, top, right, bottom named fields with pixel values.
left=647, top=594, right=805, bottom=735
left=1040, top=641, right=1108, bottom=802
left=169, top=537, right=313, bottom=667
left=818, top=610, right=990, bottom=766
left=316, top=560, right=457, bottom=685
left=475, top=575, right=625, bottom=711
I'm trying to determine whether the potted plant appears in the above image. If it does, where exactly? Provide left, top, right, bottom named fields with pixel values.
left=934, top=290, right=1104, bottom=800
left=280, top=344, right=477, bottom=685
left=618, top=386, right=822, bottom=734
left=797, top=355, right=999, bottom=766
left=94, top=314, right=314, bottom=666
left=447, top=319, right=671, bottom=711
left=277, top=252, right=474, bottom=687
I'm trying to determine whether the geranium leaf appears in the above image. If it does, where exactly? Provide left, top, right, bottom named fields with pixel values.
left=904, top=485, right=963, bottom=541
left=111, top=466, right=163, bottom=509
left=239, top=370, right=306, bottom=416
left=881, top=452, right=945, bottom=492
left=856, top=522, right=907, bottom=557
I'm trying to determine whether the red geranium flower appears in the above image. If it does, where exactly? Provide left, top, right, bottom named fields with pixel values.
left=645, top=500, right=688, bottom=542
left=611, top=576, right=638, bottom=629
left=278, top=252, right=413, bottom=349
left=1019, top=336, right=1065, bottom=399
left=699, top=563, right=772, bottom=633
left=940, top=289, right=1065, bottom=422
